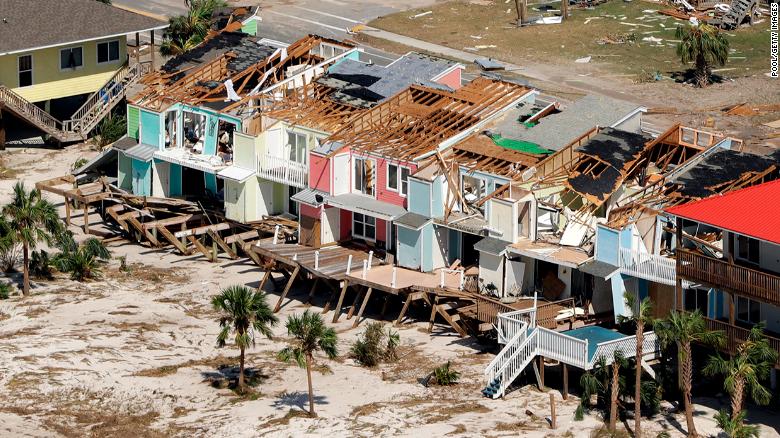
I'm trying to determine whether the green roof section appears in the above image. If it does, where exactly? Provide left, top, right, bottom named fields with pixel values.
left=490, top=135, right=553, bottom=155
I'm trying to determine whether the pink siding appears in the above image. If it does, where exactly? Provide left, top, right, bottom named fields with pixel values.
left=376, top=219, right=387, bottom=243
left=340, top=209, right=351, bottom=241
left=435, top=67, right=463, bottom=90
left=371, top=155, right=417, bottom=209
left=309, top=152, right=330, bottom=193
left=299, top=203, right=321, bottom=219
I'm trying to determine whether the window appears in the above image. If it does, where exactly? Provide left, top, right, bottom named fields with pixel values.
left=736, top=297, right=761, bottom=325
left=18, top=55, right=32, bottom=87
left=287, top=131, right=307, bottom=164
left=353, top=157, right=375, bottom=196
left=737, top=235, right=760, bottom=264
left=387, top=163, right=410, bottom=196
left=683, top=288, right=708, bottom=314
left=97, top=40, right=120, bottom=64
left=462, top=175, right=486, bottom=203
left=288, top=186, right=300, bottom=217
left=59, top=47, right=83, bottom=70
left=353, top=213, right=376, bottom=241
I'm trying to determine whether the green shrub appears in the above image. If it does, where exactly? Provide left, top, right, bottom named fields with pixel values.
left=574, top=404, right=584, bottom=421
left=431, top=361, right=460, bottom=386
left=0, top=282, right=12, bottom=299
left=71, top=158, right=89, bottom=172
left=30, top=250, right=54, bottom=280
left=94, top=115, right=127, bottom=147
left=350, top=322, right=399, bottom=367
left=51, top=233, right=111, bottom=281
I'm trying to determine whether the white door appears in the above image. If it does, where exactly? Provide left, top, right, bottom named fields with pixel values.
left=257, top=182, right=274, bottom=217
left=332, top=153, right=349, bottom=195
left=152, top=160, right=170, bottom=197
left=321, top=207, right=340, bottom=245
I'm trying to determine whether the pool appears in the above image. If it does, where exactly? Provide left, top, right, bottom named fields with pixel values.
left=562, top=326, right=625, bottom=361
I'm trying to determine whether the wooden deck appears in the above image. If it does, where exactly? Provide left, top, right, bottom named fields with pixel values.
left=252, top=242, right=382, bottom=281
left=347, top=265, right=465, bottom=295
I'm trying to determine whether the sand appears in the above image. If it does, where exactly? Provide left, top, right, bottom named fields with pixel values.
left=0, top=144, right=778, bottom=437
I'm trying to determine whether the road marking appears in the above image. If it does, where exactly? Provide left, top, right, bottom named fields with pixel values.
left=321, top=0, right=348, bottom=6
left=263, top=10, right=346, bottom=32
left=290, top=5, right=362, bottom=24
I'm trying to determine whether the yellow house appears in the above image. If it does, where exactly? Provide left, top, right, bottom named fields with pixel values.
left=0, top=0, right=166, bottom=144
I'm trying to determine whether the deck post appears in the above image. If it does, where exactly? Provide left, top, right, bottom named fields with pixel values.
left=293, top=253, right=298, bottom=261
left=368, top=251, right=373, bottom=269
left=361, top=260, right=367, bottom=279
left=379, top=295, right=390, bottom=320
left=395, top=293, right=414, bottom=326
left=272, top=225, right=280, bottom=244
left=391, top=267, right=397, bottom=288
left=428, top=296, right=440, bottom=333
left=258, top=269, right=272, bottom=292
left=347, top=287, right=364, bottom=320
left=549, top=393, right=556, bottom=429
left=314, top=251, right=319, bottom=270
left=538, top=356, right=545, bottom=390
left=562, top=364, right=568, bottom=400
left=304, top=278, right=320, bottom=305
left=64, top=196, right=71, bottom=225
left=352, top=287, right=373, bottom=328
left=83, top=203, right=89, bottom=234
left=274, top=265, right=300, bottom=312
left=332, top=280, right=349, bottom=323
left=345, top=255, right=352, bottom=275
left=440, top=270, right=445, bottom=288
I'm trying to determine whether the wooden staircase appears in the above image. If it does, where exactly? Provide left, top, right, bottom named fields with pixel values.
left=718, top=0, right=758, bottom=28
left=0, top=61, right=151, bottom=144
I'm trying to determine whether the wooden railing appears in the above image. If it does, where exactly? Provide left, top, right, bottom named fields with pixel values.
left=475, top=295, right=516, bottom=326
left=677, top=249, right=780, bottom=307
left=0, top=85, right=64, bottom=134
left=536, top=298, right=575, bottom=330
left=463, top=272, right=479, bottom=292
left=704, top=318, right=780, bottom=366
left=529, top=126, right=599, bottom=180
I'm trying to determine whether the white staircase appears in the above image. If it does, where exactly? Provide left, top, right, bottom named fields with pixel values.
left=0, top=61, right=150, bottom=143
left=483, top=308, right=661, bottom=398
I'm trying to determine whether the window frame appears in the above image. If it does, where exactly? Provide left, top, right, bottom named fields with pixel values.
left=352, top=156, right=376, bottom=197
left=683, top=287, right=708, bottom=314
left=462, top=174, right=486, bottom=202
left=386, top=162, right=411, bottom=197
left=387, top=163, right=399, bottom=192
left=96, top=39, right=121, bottom=65
left=736, top=296, right=761, bottom=325
left=352, top=212, right=376, bottom=242
left=286, top=130, right=308, bottom=165
left=736, top=234, right=760, bottom=265
left=17, top=54, right=33, bottom=88
left=59, top=46, right=84, bottom=71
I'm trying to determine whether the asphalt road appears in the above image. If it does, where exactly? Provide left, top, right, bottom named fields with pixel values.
left=113, top=0, right=438, bottom=66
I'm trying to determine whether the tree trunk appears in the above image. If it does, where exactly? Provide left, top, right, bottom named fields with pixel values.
left=306, top=353, right=316, bottom=417
left=610, top=361, right=619, bottom=431
left=695, top=54, right=708, bottom=87
left=22, top=242, right=30, bottom=296
left=731, top=376, right=744, bottom=421
left=238, top=345, right=246, bottom=392
left=635, top=322, right=644, bottom=438
left=514, top=0, right=522, bottom=24
left=681, top=342, right=698, bottom=438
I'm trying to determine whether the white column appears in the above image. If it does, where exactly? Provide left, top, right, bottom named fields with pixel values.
left=345, top=255, right=353, bottom=275
left=314, top=250, right=320, bottom=270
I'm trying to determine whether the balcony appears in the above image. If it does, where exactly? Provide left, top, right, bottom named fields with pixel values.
left=703, top=317, right=780, bottom=366
left=677, top=249, right=780, bottom=307
left=619, top=248, right=677, bottom=286
left=257, top=155, right=308, bottom=189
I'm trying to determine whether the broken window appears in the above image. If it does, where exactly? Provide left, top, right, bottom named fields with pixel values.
left=165, top=111, right=178, bottom=149
left=287, top=131, right=307, bottom=164
left=183, top=111, right=207, bottom=153
left=217, top=120, right=236, bottom=163
left=353, top=213, right=376, bottom=241
left=60, top=47, right=83, bottom=69
left=18, top=55, right=32, bottom=87
left=353, top=157, right=375, bottom=196
left=736, top=235, right=760, bottom=265
left=462, top=174, right=486, bottom=203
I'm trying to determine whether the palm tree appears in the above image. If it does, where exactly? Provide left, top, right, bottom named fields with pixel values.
left=212, top=285, right=278, bottom=392
left=2, top=182, right=61, bottom=295
left=160, top=0, right=226, bottom=56
left=51, top=233, right=111, bottom=281
left=654, top=310, right=725, bottom=437
left=676, top=22, right=729, bottom=87
left=704, top=324, right=777, bottom=424
left=619, top=292, right=654, bottom=438
left=607, top=351, right=628, bottom=432
left=713, top=410, right=760, bottom=438
left=278, top=310, right=338, bottom=417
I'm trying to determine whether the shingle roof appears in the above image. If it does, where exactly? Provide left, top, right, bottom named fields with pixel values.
left=161, top=32, right=277, bottom=78
left=0, top=0, right=167, bottom=54
left=666, top=179, right=780, bottom=245
left=474, top=237, right=508, bottom=256
left=493, top=95, right=643, bottom=151
left=395, top=212, right=431, bottom=230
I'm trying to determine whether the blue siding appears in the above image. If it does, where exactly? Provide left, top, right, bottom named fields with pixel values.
left=117, top=153, right=132, bottom=190
left=131, top=158, right=152, bottom=196
left=397, top=226, right=421, bottom=270
left=204, top=173, right=218, bottom=195
left=408, top=178, right=432, bottom=216
left=140, top=110, right=162, bottom=148
left=638, top=279, right=649, bottom=301
left=595, top=226, right=620, bottom=266
left=448, top=229, right=461, bottom=263
left=169, top=164, right=182, bottom=197
left=611, top=275, right=628, bottom=318
left=421, top=224, right=434, bottom=272
left=431, top=176, right=444, bottom=218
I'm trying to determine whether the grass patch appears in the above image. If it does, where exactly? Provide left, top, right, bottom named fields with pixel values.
left=134, top=355, right=235, bottom=377
left=370, top=0, right=770, bottom=77
left=255, top=409, right=312, bottom=430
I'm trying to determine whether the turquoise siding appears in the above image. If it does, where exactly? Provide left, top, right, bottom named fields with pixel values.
left=169, top=164, right=182, bottom=196
left=611, top=275, right=628, bottom=317
left=397, top=226, right=421, bottom=270
left=595, top=226, right=620, bottom=266
left=204, top=173, right=218, bottom=195
left=408, top=178, right=432, bottom=216
left=421, top=224, right=434, bottom=272
left=127, top=106, right=140, bottom=140
left=241, top=18, right=258, bottom=35
left=117, top=152, right=132, bottom=190
left=140, top=109, right=162, bottom=147
left=178, top=104, right=242, bottom=157
left=431, top=176, right=444, bottom=218
left=448, top=229, right=461, bottom=264
left=131, top=158, right=152, bottom=196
